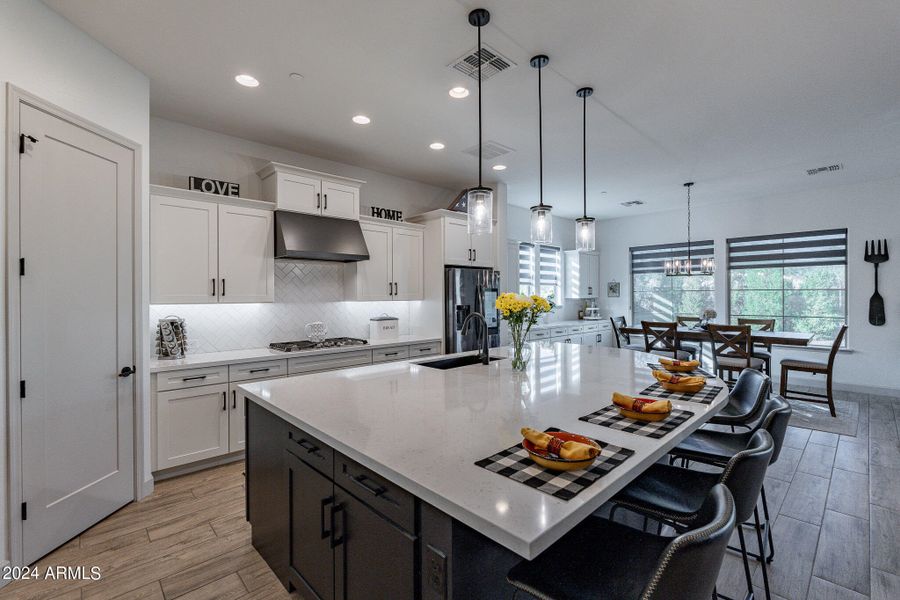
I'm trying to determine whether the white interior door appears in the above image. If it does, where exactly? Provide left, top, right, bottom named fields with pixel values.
left=18, top=102, right=135, bottom=564
left=443, top=219, right=471, bottom=265
left=150, top=194, right=218, bottom=303
left=391, top=228, right=423, bottom=300
left=356, top=223, right=392, bottom=300
left=217, top=204, right=274, bottom=303
left=321, top=180, right=359, bottom=220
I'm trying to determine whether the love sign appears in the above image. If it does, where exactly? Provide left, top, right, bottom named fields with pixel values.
left=189, top=176, right=240, bottom=197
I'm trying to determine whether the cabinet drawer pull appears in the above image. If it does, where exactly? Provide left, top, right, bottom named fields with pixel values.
left=222, top=391, right=227, bottom=411
left=418, top=347, right=433, bottom=352
left=383, top=352, right=399, bottom=357
left=181, top=375, right=207, bottom=382
left=293, top=438, right=323, bottom=458
left=320, top=496, right=334, bottom=539
left=330, top=503, right=345, bottom=548
left=232, top=389, right=236, bottom=410
left=248, top=367, right=270, bottom=374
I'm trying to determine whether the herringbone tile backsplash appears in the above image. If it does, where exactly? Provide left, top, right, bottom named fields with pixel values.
left=150, top=262, right=414, bottom=354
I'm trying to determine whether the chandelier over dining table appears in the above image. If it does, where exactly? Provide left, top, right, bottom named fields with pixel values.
left=665, top=182, right=716, bottom=276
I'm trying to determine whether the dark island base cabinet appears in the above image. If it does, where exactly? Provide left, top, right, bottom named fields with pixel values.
left=246, top=400, right=519, bottom=600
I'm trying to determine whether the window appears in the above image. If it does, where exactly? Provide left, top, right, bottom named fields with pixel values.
left=728, top=228, right=847, bottom=345
left=630, top=241, right=715, bottom=323
left=517, top=242, right=562, bottom=304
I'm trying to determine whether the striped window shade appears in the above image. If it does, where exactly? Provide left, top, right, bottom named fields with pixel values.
left=518, top=242, right=535, bottom=294
left=727, top=229, right=848, bottom=270
left=538, top=245, right=562, bottom=293
left=630, top=240, right=715, bottom=274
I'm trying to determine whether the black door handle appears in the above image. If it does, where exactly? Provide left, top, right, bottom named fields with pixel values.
left=118, top=366, right=135, bottom=378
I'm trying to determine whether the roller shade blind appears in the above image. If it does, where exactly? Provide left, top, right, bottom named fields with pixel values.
left=518, top=242, right=535, bottom=289
left=727, top=228, right=847, bottom=270
left=538, top=245, right=561, bottom=288
left=630, top=240, right=715, bottom=274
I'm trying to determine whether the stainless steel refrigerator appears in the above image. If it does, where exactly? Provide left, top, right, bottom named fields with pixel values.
left=444, top=267, right=501, bottom=353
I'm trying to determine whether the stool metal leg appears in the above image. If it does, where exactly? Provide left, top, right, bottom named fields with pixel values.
left=754, top=507, right=771, bottom=600
left=737, top=526, right=755, bottom=600
left=760, top=484, right=775, bottom=563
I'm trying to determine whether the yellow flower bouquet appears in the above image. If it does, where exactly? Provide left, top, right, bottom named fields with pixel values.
left=495, top=292, right=553, bottom=370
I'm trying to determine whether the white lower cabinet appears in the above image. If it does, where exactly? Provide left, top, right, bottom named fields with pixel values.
left=228, top=383, right=246, bottom=453
left=156, top=383, right=230, bottom=470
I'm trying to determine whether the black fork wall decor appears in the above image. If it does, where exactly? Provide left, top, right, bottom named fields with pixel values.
left=864, top=239, right=889, bottom=326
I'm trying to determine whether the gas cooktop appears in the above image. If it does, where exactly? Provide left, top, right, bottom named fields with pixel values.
left=269, top=337, right=368, bottom=352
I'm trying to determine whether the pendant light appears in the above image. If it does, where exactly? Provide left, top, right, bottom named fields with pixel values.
left=466, top=8, right=493, bottom=236
left=530, top=54, right=553, bottom=243
left=664, top=182, right=715, bottom=276
left=575, top=86, right=596, bottom=251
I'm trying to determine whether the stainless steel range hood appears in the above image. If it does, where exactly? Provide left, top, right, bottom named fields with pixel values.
left=274, top=211, right=370, bottom=262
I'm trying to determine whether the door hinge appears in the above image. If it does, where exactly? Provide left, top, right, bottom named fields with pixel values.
left=21, top=502, right=27, bottom=521
left=20, top=380, right=25, bottom=399
left=19, top=257, right=25, bottom=276
left=19, top=133, right=37, bottom=154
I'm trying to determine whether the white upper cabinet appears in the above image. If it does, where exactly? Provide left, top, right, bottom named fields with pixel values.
left=151, top=194, right=218, bottom=303
left=218, top=204, right=275, bottom=303
left=442, top=215, right=494, bottom=267
left=564, top=250, right=600, bottom=298
left=469, top=229, right=493, bottom=267
left=344, top=218, right=424, bottom=301
left=258, top=162, right=362, bottom=221
left=150, top=186, right=275, bottom=304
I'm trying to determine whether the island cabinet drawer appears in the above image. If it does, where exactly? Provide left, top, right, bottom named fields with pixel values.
left=334, top=453, right=415, bottom=533
left=568, top=325, right=585, bottom=333
left=286, top=426, right=334, bottom=477
left=288, top=350, right=373, bottom=375
left=229, top=359, right=288, bottom=383
left=551, top=327, right=568, bottom=337
left=528, top=329, right=550, bottom=340
left=372, top=346, right=409, bottom=363
left=156, top=365, right=229, bottom=392
left=583, top=323, right=600, bottom=333
left=408, top=341, right=440, bottom=357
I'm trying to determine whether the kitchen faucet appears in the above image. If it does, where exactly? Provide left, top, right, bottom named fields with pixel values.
left=461, top=312, right=490, bottom=365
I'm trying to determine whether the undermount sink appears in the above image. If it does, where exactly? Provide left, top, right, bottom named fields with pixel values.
left=417, top=355, right=505, bottom=370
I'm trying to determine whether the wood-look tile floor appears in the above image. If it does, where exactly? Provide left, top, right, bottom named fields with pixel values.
left=0, top=461, right=299, bottom=600
left=1, top=389, right=897, bottom=600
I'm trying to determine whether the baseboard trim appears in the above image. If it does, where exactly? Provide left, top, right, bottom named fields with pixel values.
left=152, top=452, right=244, bottom=482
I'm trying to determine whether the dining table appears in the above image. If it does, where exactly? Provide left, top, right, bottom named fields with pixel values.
left=620, top=325, right=815, bottom=347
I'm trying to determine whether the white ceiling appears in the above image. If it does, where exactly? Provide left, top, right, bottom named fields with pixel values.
left=45, top=0, right=900, bottom=218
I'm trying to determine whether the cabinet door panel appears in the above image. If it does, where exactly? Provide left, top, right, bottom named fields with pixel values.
left=321, top=181, right=359, bottom=220
left=228, top=384, right=245, bottom=452
left=156, top=384, right=229, bottom=469
left=286, top=451, right=335, bottom=600
left=218, top=204, right=274, bottom=303
left=334, top=488, right=416, bottom=600
left=354, top=223, right=392, bottom=301
left=443, top=219, right=471, bottom=266
left=469, top=230, right=493, bottom=267
left=150, top=195, right=217, bottom=303
left=279, top=174, right=321, bottom=214
left=391, top=228, right=423, bottom=300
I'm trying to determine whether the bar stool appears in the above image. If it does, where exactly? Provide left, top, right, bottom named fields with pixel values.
left=708, top=368, right=770, bottom=429
left=507, top=485, right=736, bottom=600
left=737, top=318, right=776, bottom=375
left=779, top=324, right=848, bottom=418
left=610, top=316, right=644, bottom=351
left=610, top=431, right=775, bottom=600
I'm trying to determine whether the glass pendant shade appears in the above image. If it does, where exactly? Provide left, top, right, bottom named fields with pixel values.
left=530, top=205, right=553, bottom=244
left=575, top=217, right=596, bottom=251
left=466, top=187, right=493, bottom=235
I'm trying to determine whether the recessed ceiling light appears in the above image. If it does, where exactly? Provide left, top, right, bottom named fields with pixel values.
left=449, top=87, right=470, bottom=99
left=492, top=164, right=507, bottom=171
left=234, top=74, right=259, bottom=87
left=429, top=142, right=445, bottom=150
left=352, top=115, right=371, bottom=125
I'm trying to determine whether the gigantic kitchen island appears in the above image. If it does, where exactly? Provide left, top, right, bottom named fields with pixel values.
left=239, top=342, right=730, bottom=600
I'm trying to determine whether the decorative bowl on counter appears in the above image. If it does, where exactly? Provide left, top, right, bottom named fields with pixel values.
left=522, top=431, right=601, bottom=471
left=617, top=407, right=670, bottom=422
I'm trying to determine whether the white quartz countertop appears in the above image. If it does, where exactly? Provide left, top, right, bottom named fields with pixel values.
left=239, top=343, right=729, bottom=559
left=530, top=319, right=608, bottom=330
left=150, top=334, right=441, bottom=373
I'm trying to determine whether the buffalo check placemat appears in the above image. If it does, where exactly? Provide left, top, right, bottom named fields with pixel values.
left=474, top=428, right=634, bottom=501
left=579, top=405, right=694, bottom=439
left=646, top=362, right=715, bottom=378
left=637, top=382, right=724, bottom=405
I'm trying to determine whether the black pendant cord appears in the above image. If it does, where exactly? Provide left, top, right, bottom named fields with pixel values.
left=685, top=182, right=693, bottom=267
left=582, top=92, right=587, bottom=218
left=477, top=23, right=483, bottom=188
left=538, top=63, right=544, bottom=207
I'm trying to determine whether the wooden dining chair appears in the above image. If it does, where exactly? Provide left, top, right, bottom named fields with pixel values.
left=738, top=318, right=776, bottom=375
left=779, top=324, right=848, bottom=418
left=676, top=315, right=701, bottom=327
left=675, top=315, right=705, bottom=366
left=708, top=324, right=765, bottom=382
left=641, top=321, right=695, bottom=360
left=610, top=316, right=644, bottom=351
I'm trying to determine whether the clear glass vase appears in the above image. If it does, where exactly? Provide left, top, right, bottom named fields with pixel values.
left=510, top=325, right=531, bottom=371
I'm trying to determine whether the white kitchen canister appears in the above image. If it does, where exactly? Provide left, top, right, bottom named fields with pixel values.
left=369, top=315, right=399, bottom=340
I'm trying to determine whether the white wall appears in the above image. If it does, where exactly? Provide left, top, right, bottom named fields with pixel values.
left=598, top=176, right=900, bottom=393
left=0, top=0, right=150, bottom=565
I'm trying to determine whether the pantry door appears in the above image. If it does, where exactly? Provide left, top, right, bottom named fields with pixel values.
left=17, top=100, right=136, bottom=564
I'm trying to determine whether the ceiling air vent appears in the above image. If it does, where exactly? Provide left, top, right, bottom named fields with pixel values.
left=806, top=163, right=843, bottom=176
left=449, top=44, right=516, bottom=81
left=462, top=140, right=514, bottom=160
left=620, top=200, right=645, bottom=207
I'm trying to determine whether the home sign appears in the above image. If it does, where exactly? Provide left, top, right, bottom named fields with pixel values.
left=189, top=176, right=240, bottom=197
left=370, top=206, right=403, bottom=221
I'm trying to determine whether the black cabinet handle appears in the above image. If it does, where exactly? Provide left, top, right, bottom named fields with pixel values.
left=388, top=281, right=393, bottom=296
left=393, top=282, right=398, bottom=295
left=350, top=473, right=387, bottom=497
left=320, top=496, right=334, bottom=539
left=221, top=278, right=225, bottom=297
left=473, top=249, right=477, bottom=261
left=118, top=366, right=135, bottom=378
left=317, top=192, right=321, bottom=209
left=330, top=503, right=345, bottom=548
left=232, top=389, right=236, bottom=410
left=182, top=375, right=207, bottom=382
left=468, top=249, right=472, bottom=261
left=211, top=278, right=216, bottom=296
left=248, top=367, right=270, bottom=374
left=384, top=352, right=399, bottom=357
left=222, top=391, right=227, bottom=411
left=324, top=194, right=328, bottom=210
